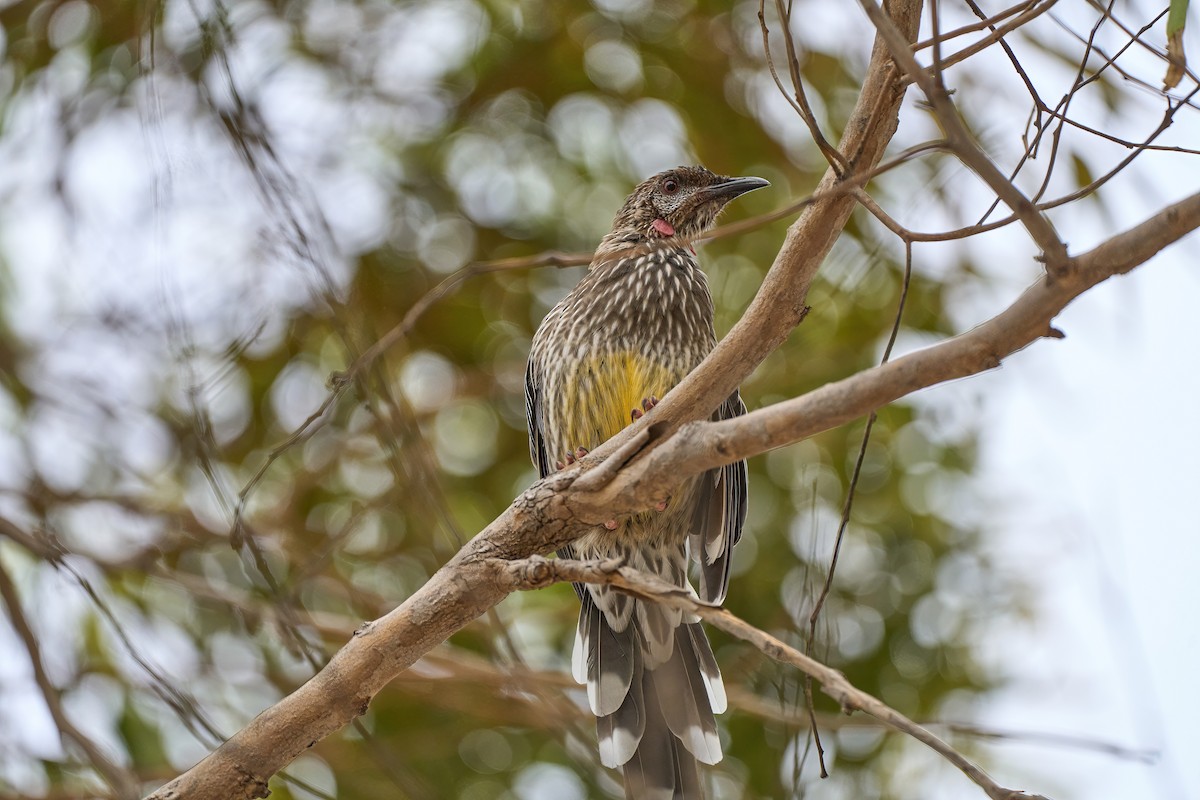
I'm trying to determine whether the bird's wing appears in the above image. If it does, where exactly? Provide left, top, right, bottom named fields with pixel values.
left=525, top=356, right=553, bottom=480
left=690, top=390, right=748, bottom=605
left=527, top=351, right=590, bottom=600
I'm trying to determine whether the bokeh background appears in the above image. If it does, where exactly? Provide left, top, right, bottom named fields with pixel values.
left=0, top=0, right=1197, bottom=798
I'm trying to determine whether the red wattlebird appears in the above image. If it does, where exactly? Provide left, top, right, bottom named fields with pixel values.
left=526, top=166, right=767, bottom=798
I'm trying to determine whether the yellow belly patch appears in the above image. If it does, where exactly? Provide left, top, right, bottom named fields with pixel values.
left=559, top=351, right=680, bottom=451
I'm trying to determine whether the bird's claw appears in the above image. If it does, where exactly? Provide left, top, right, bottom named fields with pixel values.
left=631, top=396, right=660, bottom=422
left=561, top=446, right=589, bottom=467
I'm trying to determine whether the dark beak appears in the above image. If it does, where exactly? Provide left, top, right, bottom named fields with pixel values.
left=699, top=176, right=771, bottom=202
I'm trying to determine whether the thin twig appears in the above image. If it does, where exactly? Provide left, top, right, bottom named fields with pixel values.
left=802, top=212, right=915, bottom=777
left=927, top=0, right=1062, bottom=77
left=858, top=0, right=1070, bottom=274
left=759, top=0, right=849, bottom=172
left=505, top=557, right=1051, bottom=800
left=0, top=561, right=142, bottom=800
left=912, top=0, right=1040, bottom=52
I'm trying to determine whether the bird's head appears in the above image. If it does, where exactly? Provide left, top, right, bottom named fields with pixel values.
left=598, top=166, right=769, bottom=257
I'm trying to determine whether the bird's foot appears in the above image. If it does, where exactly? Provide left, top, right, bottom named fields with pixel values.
left=555, top=447, right=590, bottom=471
left=632, top=401, right=665, bottom=510
left=555, top=447, right=617, bottom=527
left=630, top=395, right=660, bottom=422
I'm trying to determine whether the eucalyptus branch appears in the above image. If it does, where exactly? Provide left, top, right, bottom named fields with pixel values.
left=140, top=5, right=1200, bottom=799
left=502, top=557, right=1049, bottom=800
left=145, top=184, right=1199, bottom=800
left=574, top=190, right=1200, bottom=515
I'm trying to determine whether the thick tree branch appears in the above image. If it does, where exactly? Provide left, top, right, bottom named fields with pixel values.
left=575, top=190, right=1200, bottom=515
left=143, top=8, right=1200, bottom=799
left=575, top=0, right=926, bottom=471
left=147, top=190, right=1198, bottom=800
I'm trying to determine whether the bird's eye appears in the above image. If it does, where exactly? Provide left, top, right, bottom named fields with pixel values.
left=662, top=179, right=679, bottom=194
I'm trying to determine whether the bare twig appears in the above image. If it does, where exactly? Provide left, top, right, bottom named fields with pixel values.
left=0, top=561, right=142, bottom=800
left=857, top=0, right=1070, bottom=273
left=928, top=0, right=1062, bottom=76
left=912, top=0, right=1040, bottom=52
left=802, top=215, right=915, bottom=776
left=730, top=689, right=1157, bottom=763
left=502, top=557, right=1051, bottom=800
left=758, top=0, right=849, bottom=172
left=1086, top=0, right=1200, bottom=88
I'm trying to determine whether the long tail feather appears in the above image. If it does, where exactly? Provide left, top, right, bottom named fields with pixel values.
left=575, top=588, right=725, bottom=797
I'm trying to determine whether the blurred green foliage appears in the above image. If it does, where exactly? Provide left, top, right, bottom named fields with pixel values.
left=0, top=0, right=1079, bottom=798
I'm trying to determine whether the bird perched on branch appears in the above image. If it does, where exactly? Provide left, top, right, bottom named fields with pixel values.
left=526, top=166, right=767, bottom=798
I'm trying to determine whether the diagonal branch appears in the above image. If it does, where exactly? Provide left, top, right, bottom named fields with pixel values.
left=575, top=189, right=1200, bottom=516
left=499, top=556, right=1050, bottom=800
left=571, top=0, right=926, bottom=474
left=146, top=187, right=1200, bottom=800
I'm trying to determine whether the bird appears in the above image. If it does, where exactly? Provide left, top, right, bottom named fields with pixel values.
left=525, top=165, right=768, bottom=798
